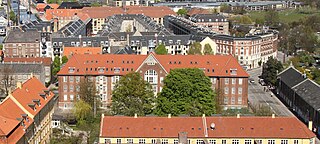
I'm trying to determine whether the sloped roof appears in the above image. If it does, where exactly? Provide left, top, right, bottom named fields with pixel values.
left=187, top=8, right=210, bottom=16
left=63, top=47, right=102, bottom=57
left=100, top=116, right=315, bottom=138
left=81, top=7, right=124, bottom=19
left=4, top=29, right=40, bottom=43
left=57, top=53, right=249, bottom=77
left=294, top=79, right=320, bottom=110
left=125, top=6, right=176, bottom=18
left=3, top=57, right=52, bottom=66
left=278, top=67, right=306, bottom=88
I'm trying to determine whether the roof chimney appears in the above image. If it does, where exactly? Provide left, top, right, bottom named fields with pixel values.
left=237, top=114, right=240, bottom=118
left=134, top=113, right=137, bottom=118
left=202, top=114, right=205, bottom=117
left=17, top=82, right=22, bottom=89
left=272, top=114, right=275, bottom=118
left=168, top=114, right=171, bottom=118
left=308, top=121, right=313, bottom=131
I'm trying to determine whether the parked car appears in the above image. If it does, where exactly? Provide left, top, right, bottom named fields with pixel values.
left=249, top=78, right=255, bottom=83
left=259, top=79, right=266, bottom=86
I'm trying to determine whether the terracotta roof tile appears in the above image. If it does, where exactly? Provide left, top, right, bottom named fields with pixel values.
left=101, top=116, right=315, bottom=139
left=45, top=9, right=89, bottom=21
left=81, top=7, right=124, bottom=18
left=63, top=47, right=102, bottom=58
left=58, top=54, right=249, bottom=77
left=10, top=77, right=55, bottom=117
left=49, top=4, right=59, bottom=9
left=125, top=6, right=176, bottom=18
left=3, top=57, right=52, bottom=66
left=187, top=8, right=210, bottom=16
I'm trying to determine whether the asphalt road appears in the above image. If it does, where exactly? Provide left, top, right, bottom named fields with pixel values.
left=247, top=68, right=294, bottom=116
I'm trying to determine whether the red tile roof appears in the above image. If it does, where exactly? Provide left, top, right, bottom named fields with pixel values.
left=187, top=8, right=210, bottom=16
left=58, top=53, right=249, bottom=77
left=3, top=57, right=52, bottom=66
left=45, top=9, right=90, bottom=21
left=48, top=4, right=59, bottom=9
left=10, top=76, right=55, bottom=117
left=125, top=6, right=176, bottom=18
left=100, top=116, right=315, bottom=139
left=81, top=7, right=124, bottom=19
left=63, top=47, right=102, bottom=58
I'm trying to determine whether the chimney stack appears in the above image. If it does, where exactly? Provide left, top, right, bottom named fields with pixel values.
left=168, top=114, right=171, bottom=118
left=308, top=121, right=313, bottom=131
left=237, top=114, right=240, bottom=118
left=272, top=114, right=275, bottom=118
left=17, top=82, right=22, bottom=89
left=134, top=113, right=137, bottom=118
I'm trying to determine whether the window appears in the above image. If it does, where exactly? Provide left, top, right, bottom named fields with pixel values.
left=127, top=139, right=133, bottom=144
left=211, top=78, right=216, bottom=84
left=310, top=139, right=314, bottom=144
left=238, top=96, right=242, bottom=104
left=174, top=140, right=179, bottom=144
left=294, top=140, right=298, bottom=144
left=70, top=95, right=74, bottom=101
left=280, top=140, right=288, bottom=144
left=224, top=87, right=229, bottom=94
left=232, top=78, right=236, bottom=84
left=232, top=140, right=239, bottom=144
left=224, top=97, right=228, bottom=104
left=63, top=76, right=67, bottom=82
left=225, top=78, right=229, bottom=84
left=231, top=96, right=235, bottom=104
left=245, top=140, right=252, bottom=144
left=117, top=139, right=121, bottom=144
left=238, top=87, right=242, bottom=94
left=69, top=85, right=74, bottom=92
left=197, top=140, right=204, bottom=144
left=209, top=140, right=216, bottom=144
left=161, top=139, right=168, bottom=144
left=256, top=140, right=262, bottom=144
left=268, top=140, right=275, bottom=144
left=63, top=95, right=68, bottom=101
left=144, top=69, right=158, bottom=84
left=139, top=139, right=145, bottom=144
left=76, top=86, right=80, bottom=92
left=112, top=76, right=120, bottom=83
left=76, top=76, right=80, bottom=83
left=63, top=85, right=67, bottom=92
left=232, top=87, right=235, bottom=94
left=222, top=140, right=227, bottom=144
left=151, top=139, right=156, bottom=144
left=239, top=78, right=243, bottom=85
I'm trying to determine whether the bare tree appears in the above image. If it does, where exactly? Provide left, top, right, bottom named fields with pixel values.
left=0, top=66, right=14, bottom=96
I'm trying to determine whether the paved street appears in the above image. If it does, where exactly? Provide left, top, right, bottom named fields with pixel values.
left=247, top=68, right=294, bottom=116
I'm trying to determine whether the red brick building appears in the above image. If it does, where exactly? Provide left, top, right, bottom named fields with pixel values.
left=57, top=53, right=249, bottom=110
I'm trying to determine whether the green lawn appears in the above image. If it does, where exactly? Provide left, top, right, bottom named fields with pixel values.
left=249, top=8, right=320, bottom=24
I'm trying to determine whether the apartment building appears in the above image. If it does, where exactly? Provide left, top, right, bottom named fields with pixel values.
left=0, top=76, right=56, bottom=144
left=3, top=29, right=41, bottom=58
left=190, top=14, right=229, bottom=35
left=57, top=53, right=249, bottom=110
left=99, top=115, right=316, bottom=144
left=212, top=30, right=278, bottom=69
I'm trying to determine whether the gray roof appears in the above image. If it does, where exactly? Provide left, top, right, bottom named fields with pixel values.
left=190, top=14, right=227, bottom=23
left=278, top=67, right=307, bottom=88
left=114, top=46, right=135, bottom=54
left=0, top=63, right=44, bottom=74
left=294, top=79, right=320, bottom=110
left=5, top=29, right=40, bottom=43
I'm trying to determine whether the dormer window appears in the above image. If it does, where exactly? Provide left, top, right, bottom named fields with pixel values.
left=68, top=67, right=75, bottom=73
left=114, top=67, right=120, bottom=73
left=33, top=99, right=41, bottom=107
left=39, top=93, right=47, bottom=100
left=230, top=69, right=237, bottom=75
left=28, top=103, right=36, bottom=111
left=98, top=67, right=105, bottom=73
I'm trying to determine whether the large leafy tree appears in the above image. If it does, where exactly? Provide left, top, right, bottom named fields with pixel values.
left=265, top=9, right=280, bottom=27
left=155, top=44, right=167, bottom=55
left=62, top=56, right=68, bottom=64
left=188, top=42, right=202, bottom=55
left=177, top=8, right=188, bottom=16
left=111, top=72, right=155, bottom=116
left=155, top=68, right=216, bottom=116
left=77, top=78, right=98, bottom=116
left=52, top=56, right=61, bottom=76
left=262, top=57, right=283, bottom=85
left=204, top=43, right=213, bottom=55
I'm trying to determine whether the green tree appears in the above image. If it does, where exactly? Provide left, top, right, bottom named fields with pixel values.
left=155, top=68, right=216, bottom=116
left=255, top=105, right=274, bottom=116
left=0, top=44, right=3, bottom=50
left=188, top=42, right=202, bottom=55
left=239, top=15, right=253, bottom=24
left=90, top=2, right=102, bottom=7
left=220, top=3, right=231, bottom=13
left=177, top=8, right=188, bottom=16
left=62, top=55, right=68, bottom=64
left=73, top=100, right=92, bottom=122
left=52, top=56, right=61, bottom=76
left=154, top=44, right=167, bottom=55
left=77, top=78, right=98, bottom=116
left=265, top=9, right=280, bottom=27
left=204, top=43, right=213, bottom=55
left=111, top=72, right=155, bottom=116
left=262, top=57, right=283, bottom=85
left=9, top=11, right=16, bottom=25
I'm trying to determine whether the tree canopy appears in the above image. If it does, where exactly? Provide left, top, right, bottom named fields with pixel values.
left=177, top=8, right=188, bottom=16
left=111, top=72, right=155, bottom=116
left=188, top=42, right=202, bottom=55
left=204, top=44, right=213, bottom=55
left=52, top=56, right=61, bottom=76
left=62, top=56, right=68, bottom=64
left=154, top=44, right=167, bottom=55
left=77, top=78, right=97, bottom=109
left=155, top=68, right=216, bottom=116
left=265, top=9, right=280, bottom=27
left=262, top=57, right=283, bottom=85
